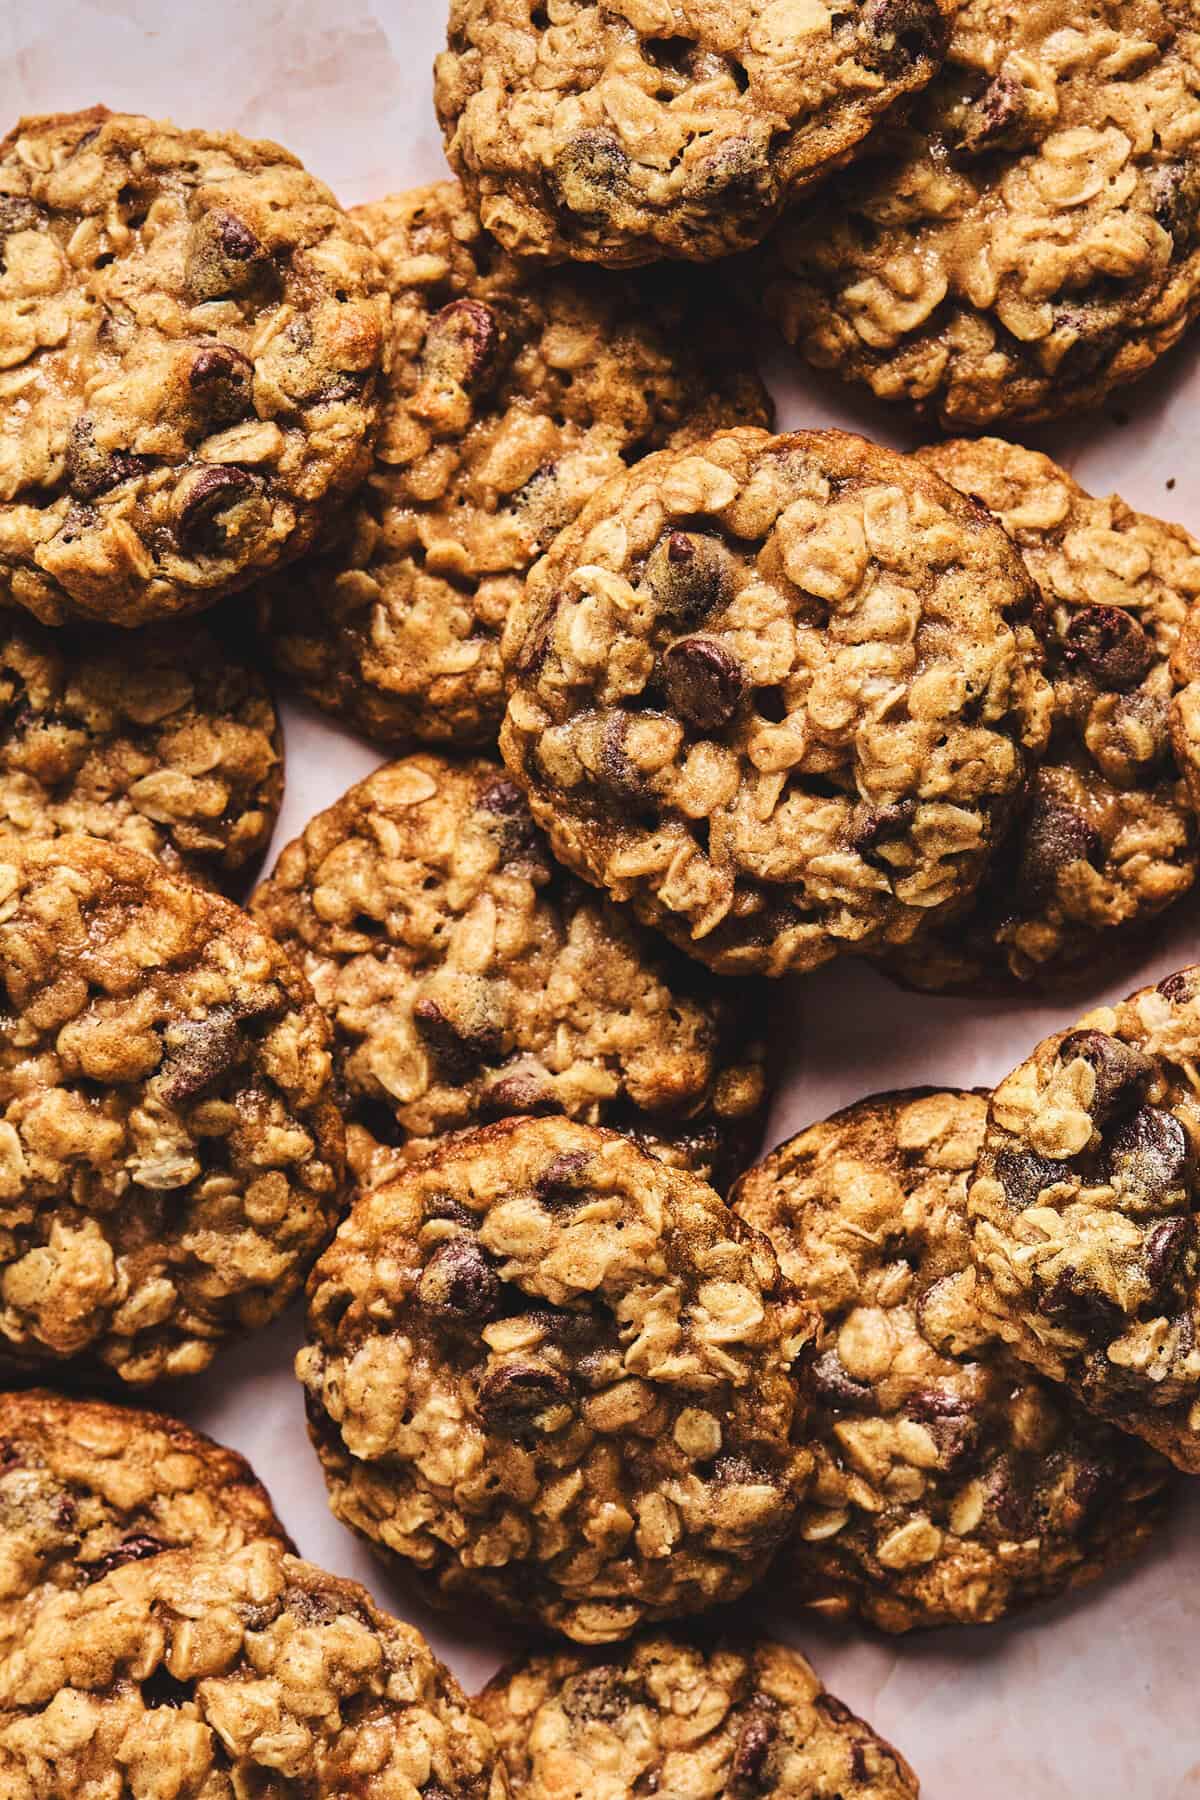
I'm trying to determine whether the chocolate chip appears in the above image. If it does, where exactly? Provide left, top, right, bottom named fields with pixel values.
left=599, top=712, right=648, bottom=799
left=982, top=1456, right=1035, bottom=1537
left=1157, top=971, right=1197, bottom=1004
left=64, top=418, right=151, bottom=500
left=477, top=779, right=547, bottom=867
left=0, top=195, right=44, bottom=238
left=476, top=1359, right=572, bottom=1432
left=1145, top=1217, right=1190, bottom=1296
left=1151, top=162, right=1200, bottom=251
left=421, top=298, right=499, bottom=392
left=141, top=1668, right=195, bottom=1712
left=858, top=0, right=945, bottom=72
left=730, top=1703, right=777, bottom=1791
left=158, top=1009, right=246, bottom=1106
left=217, top=213, right=260, bottom=261
left=413, top=998, right=502, bottom=1082
left=851, top=1742, right=871, bottom=1782
left=662, top=636, right=745, bottom=732
left=188, top=342, right=256, bottom=422
left=643, top=531, right=734, bottom=624
left=1057, top=1030, right=1153, bottom=1123
left=995, top=1148, right=1074, bottom=1211
left=417, top=1238, right=502, bottom=1323
left=1053, top=313, right=1120, bottom=381
left=552, top=129, right=631, bottom=218
left=1017, top=797, right=1103, bottom=902
left=561, top=1665, right=625, bottom=1724
left=1063, top=606, right=1154, bottom=691
left=954, top=73, right=1031, bottom=156
left=1038, top=1267, right=1124, bottom=1338
left=514, top=593, right=562, bottom=679
left=811, top=1347, right=874, bottom=1411
left=86, top=1533, right=167, bottom=1581
left=848, top=798, right=916, bottom=867
left=815, top=1693, right=855, bottom=1726
left=905, top=1388, right=981, bottom=1470
left=478, top=1072, right=560, bottom=1118
left=1102, top=688, right=1170, bottom=770
left=174, top=464, right=261, bottom=554
left=1107, top=1106, right=1194, bottom=1206
left=186, top=208, right=272, bottom=302
left=683, top=135, right=769, bottom=201
left=536, top=1151, right=591, bottom=1209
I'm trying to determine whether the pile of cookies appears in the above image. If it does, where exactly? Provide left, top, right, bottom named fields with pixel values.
left=0, top=0, right=1199, bottom=1785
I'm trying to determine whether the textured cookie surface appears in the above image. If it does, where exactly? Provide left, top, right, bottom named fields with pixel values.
left=0, top=614, right=282, bottom=892
left=0, top=1389, right=290, bottom=1645
left=299, top=1116, right=812, bottom=1643
left=733, top=1089, right=1171, bottom=1630
left=250, top=754, right=767, bottom=1192
left=259, top=182, right=771, bottom=747
left=879, top=439, right=1200, bottom=992
left=0, top=107, right=387, bottom=627
left=435, top=0, right=950, bottom=267
left=750, top=0, right=1200, bottom=426
left=970, top=969, right=1200, bottom=1471
left=500, top=426, right=1051, bottom=976
left=478, top=1634, right=918, bottom=1798
left=0, top=1540, right=504, bottom=1799
left=0, top=837, right=344, bottom=1385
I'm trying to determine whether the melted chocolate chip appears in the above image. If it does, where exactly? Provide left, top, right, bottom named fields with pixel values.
left=1017, top=797, right=1103, bottom=902
left=413, top=998, right=502, bottom=1082
left=174, top=464, right=261, bottom=554
left=1145, top=1217, right=1190, bottom=1296
left=553, top=129, right=631, bottom=217
left=188, top=342, right=256, bottom=422
left=418, top=1238, right=502, bottom=1323
left=643, top=531, right=734, bottom=624
left=1057, top=1029, right=1153, bottom=1124
left=1151, top=161, right=1200, bottom=250
left=994, top=1148, right=1074, bottom=1211
left=186, top=208, right=272, bottom=301
left=0, top=195, right=44, bottom=238
left=730, top=1702, right=777, bottom=1791
left=955, top=73, right=1031, bottom=156
left=536, top=1151, right=591, bottom=1209
left=476, top=1359, right=572, bottom=1432
left=86, top=1533, right=167, bottom=1582
left=848, top=798, right=916, bottom=867
left=1039, top=1267, right=1125, bottom=1339
left=662, top=636, right=745, bottom=732
left=1157, top=971, right=1197, bottom=1004
left=858, top=0, right=945, bottom=72
left=1063, top=606, right=1154, bottom=691
left=811, top=1347, right=874, bottom=1411
left=421, top=298, right=499, bottom=391
left=64, top=418, right=151, bottom=500
left=1107, top=1106, right=1194, bottom=1206
left=478, top=1072, right=560, bottom=1118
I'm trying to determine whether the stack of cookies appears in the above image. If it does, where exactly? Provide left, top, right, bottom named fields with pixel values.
left=0, top=0, right=1198, bottom=1786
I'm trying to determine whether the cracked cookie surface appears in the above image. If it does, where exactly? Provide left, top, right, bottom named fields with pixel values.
left=0, top=837, right=344, bottom=1385
left=0, top=106, right=388, bottom=627
left=477, top=1633, right=918, bottom=1798
left=258, top=181, right=771, bottom=748
left=0, top=1539, right=505, bottom=1799
left=0, top=614, right=282, bottom=893
left=877, top=439, right=1200, bottom=993
left=298, top=1115, right=813, bottom=1643
left=500, top=426, right=1051, bottom=977
left=434, top=0, right=951, bottom=267
left=250, top=754, right=767, bottom=1193
left=748, top=0, right=1200, bottom=427
left=733, top=1089, right=1171, bottom=1631
left=970, top=968, right=1200, bottom=1471
left=0, top=1389, right=290, bottom=1648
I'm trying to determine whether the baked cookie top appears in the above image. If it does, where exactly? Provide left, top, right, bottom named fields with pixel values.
left=434, top=0, right=951, bottom=266
left=0, top=837, right=344, bottom=1385
left=970, top=968, right=1200, bottom=1471
left=733, top=1089, right=1171, bottom=1631
left=750, top=0, right=1200, bottom=426
left=250, top=754, right=768, bottom=1193
left=477, top=1634, right=918, bottom=1798
left=258, top=181, right=771, bottom=748
left=0, top=614, right=282, bottom=893
left=0, top=107, right=388, bottom=627
left=0, top=1540, right=504, bottom=1800
left=879, top=438, right=1200, bottom=992
left=500, top=426, right=1051, bottom=976
left=298, top=1116, right=813, bottom=1643
left=0, top=1389, right=290, bottom=1646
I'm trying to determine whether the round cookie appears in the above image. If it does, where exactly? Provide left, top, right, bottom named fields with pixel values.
left=298, top=1115, right=813, bottom=1644
left=747, top=0, right=1200, bottom=426
left=257, top=181, right=772, bottom=748
left=732, top=1089, right=1172, bottom=1632
left=477, top=1634, right=918, bottom=1799
left=0, top=106, right=388, bottom=627
left=434, top=0, right=952, bottom=267
left=249, top=754, right=768, bottom=1193
left=969, top=969, right=1200, bottom=1473
left=0, top=1390, right=291, bottom=1645
left=0, top=836, right=344, bottom=1385
left=500, top=425, right=1051, bottom=977
left=877, top=439, right=1200, bottom=993
left=0, top=614, right=282, bottom=893
left=0, top=1539, right=504, bottom=1800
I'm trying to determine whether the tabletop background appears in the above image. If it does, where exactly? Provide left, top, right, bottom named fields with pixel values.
left=5, top=3, right=1200, bottom=1791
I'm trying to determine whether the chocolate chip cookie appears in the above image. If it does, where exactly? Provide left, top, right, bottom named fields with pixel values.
left=748, top=0, right=1200, bottom=426
left=0, top=1390, right=290, bottom=1646
left=500, top=426, right=1051, bottom=976
left=298, top=1115, right=813, bottom=1643
left=0, top=614, right=282, bottom=893
left=970, top=970, right=1200, bottom=1472
left=877, top=439, right=1200, bottom=993
left=733, top=1089, right=1172, bottom=1631
left=0, top=107, right=388, bottom=627
left=250, top=754, right=767, bottom=1193
left=0, top=837, right=344, bottom=1385
left=0, top=1539, right=503, bottom=1800
left=257, top=182, right=771, bottom=748
left=434, top=0, right=951, bottom=267
left=478, top=1634, right=918, bottom=1798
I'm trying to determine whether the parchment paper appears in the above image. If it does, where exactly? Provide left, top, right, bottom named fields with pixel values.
left=2, top=5, right=1199, bottom=1791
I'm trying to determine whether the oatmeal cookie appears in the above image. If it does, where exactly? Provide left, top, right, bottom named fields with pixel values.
left=500, top=426, right=1051, bottom=977
left=970, top=967, right=1200, bottom=1472
left=249, top=754, right=767, bottom=1192
left=477, top=1633, right=918, bottom=1798
left=0, top=614, right=282, bottom=893
left=748, top=0, right=1200, bottom=427
left=733, top=1089, right=1171, bottom=1631
left=0, top=1389, right=291, bottom=1645
left=877, top=439, right=1200, bottom=993
left=0, top=836, right=344, bottom=1386
left=257, top=182, right=771, bottom=748
left=298, top=1116, right=813, bottom=1643
left=434, top=0, right=951, bottom=267
left=0, top=1539, right=505, bottom=1799
left=0, top=106, right=388, bottom=627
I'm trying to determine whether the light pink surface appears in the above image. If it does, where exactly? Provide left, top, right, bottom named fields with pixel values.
left=4, top=5, right=1200, bottom=1791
